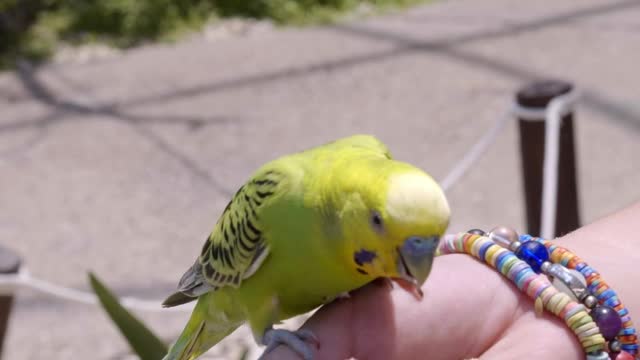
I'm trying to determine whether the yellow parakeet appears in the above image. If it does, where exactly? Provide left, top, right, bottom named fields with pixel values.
left=162, top=135, right=450, bottom=360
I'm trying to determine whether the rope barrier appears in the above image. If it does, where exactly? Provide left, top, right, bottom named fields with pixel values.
left=439, top=109, right=510, bottom=192
left=511, top=89, right=579, bottom=239
left=0, top=266, right=193, bottom=313
left=441, top=89, right=578, bottom=240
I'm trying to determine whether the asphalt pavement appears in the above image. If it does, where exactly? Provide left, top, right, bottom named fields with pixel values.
left=1, top=0, right=639, bottom=358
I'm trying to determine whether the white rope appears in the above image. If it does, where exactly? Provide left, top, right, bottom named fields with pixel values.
left=0, top=91, right=577, bottom=312
left=439, top=110, right=511, bottom=192
left=511, top=90, right=578, bottom=239
left=441, top=89, right=578, bottom=240
left=0, top=266, right=193, bottom=313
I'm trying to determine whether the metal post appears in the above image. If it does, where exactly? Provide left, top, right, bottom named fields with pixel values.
left=516, top=80, right=581, bottom=237
left=0, top=245, right=21, bottom=358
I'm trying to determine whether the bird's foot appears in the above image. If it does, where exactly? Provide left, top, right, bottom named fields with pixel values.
left=258, top=327, right=320, bottom=360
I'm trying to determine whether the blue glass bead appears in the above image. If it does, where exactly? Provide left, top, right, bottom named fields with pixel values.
left=515, top=241, right=550, bottom=273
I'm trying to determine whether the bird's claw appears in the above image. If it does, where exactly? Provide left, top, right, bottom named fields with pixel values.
left=295, top=329, right=320, bottom=349
left=259, top=328, right=319, bottom=360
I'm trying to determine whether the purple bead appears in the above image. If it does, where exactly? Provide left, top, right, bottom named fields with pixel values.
left=591, top=306, right=623, bottom=340
left=515, top=240, right=549, bottom=273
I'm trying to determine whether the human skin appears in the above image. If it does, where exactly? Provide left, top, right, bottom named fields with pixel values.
left=262, top=201, right=640, bottom=359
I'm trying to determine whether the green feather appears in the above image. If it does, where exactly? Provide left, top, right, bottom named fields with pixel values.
left=162, top=134, right=450, bottom=359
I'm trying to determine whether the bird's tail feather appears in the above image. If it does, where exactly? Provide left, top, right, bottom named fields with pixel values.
left=163, top=293, right=241, bottom=360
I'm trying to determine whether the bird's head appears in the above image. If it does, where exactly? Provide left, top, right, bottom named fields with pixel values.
left=335, top=162, right=450, bottom=300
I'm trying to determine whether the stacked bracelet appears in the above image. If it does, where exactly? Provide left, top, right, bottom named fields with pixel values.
left=439, top=227, right=638, bottom=360
left=522, top=234, right=639, bottom=357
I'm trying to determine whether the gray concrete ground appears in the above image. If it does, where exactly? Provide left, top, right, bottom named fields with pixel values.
left=1, top=0, right=639, bottom=358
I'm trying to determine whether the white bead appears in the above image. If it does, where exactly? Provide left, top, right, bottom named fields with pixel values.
left=488, top=226, right=519, bottom=249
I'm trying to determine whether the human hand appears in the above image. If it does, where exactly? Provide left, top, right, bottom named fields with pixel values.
left=261, top=252, right=584, bottom=360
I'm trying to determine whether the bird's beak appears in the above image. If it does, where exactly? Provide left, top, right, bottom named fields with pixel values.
left=393, top=236, right=439, bottom=300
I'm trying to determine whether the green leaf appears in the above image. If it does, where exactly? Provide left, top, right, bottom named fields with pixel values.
left=88, top=272, right=168, bottom=360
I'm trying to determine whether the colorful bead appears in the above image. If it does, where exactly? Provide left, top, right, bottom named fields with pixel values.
left=489, top=226, right=520, bottom=251
left=591, top=306, right=622, bottom=340
left=621, top=328, right=636, bottom=336
left=528, top=236, right=638, bottom=356
left=614, top=351, right=635, bottom=360
left=515, top=241, right=550, bottom=273
left=442, top=232, right=640, bottom=358
left=439, top=233, right=606, bottom=354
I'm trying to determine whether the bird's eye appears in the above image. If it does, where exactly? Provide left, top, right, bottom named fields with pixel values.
left=370, top=210, right=384, bottom=233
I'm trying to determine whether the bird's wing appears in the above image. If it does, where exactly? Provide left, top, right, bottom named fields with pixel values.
left=163, top=134, right=390, bottom=307
left=163, top=169, right=286, bottom=307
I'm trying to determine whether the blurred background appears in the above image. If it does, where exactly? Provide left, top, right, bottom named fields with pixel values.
left=1, top=0, right=639, bottom=358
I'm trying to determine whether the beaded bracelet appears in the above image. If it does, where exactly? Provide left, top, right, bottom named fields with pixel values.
left=522, top=234, right=639, bottom=357
left=438, top=227, right=639, bottom=360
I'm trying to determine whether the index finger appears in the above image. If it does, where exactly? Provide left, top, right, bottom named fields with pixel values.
left=261, top=280, right=396, bottom=360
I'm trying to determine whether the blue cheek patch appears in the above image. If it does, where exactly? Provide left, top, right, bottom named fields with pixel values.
left=354, top=249, right=377, bottom=266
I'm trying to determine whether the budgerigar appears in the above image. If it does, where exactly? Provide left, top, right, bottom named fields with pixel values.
left=162, top=135, right=450, bottom=360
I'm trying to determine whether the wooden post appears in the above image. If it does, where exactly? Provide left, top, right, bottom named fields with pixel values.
left=516, top=80, right=581, bottom=237
left=0, top=245, right=21, bottom=358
